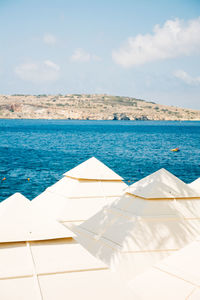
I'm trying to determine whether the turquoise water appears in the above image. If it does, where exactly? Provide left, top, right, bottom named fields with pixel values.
left=0, top=119, right=200, bottom=201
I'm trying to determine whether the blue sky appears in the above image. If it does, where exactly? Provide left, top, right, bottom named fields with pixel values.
left=0, top=0, right=200, bottom=109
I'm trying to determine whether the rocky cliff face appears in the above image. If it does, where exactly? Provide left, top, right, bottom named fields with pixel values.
left=0, top=94, right=199, bottom=120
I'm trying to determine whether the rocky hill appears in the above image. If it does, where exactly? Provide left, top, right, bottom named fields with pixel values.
left=0, top=94, right=199, bottom=120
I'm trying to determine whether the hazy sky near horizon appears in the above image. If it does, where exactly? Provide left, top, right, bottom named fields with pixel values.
left=0, top=0, right=200, bottom=109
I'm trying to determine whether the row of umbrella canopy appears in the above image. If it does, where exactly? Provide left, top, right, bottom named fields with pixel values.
left=72, top=168, right=200, bottom=281
left=0, top=157, right=200, bottom=299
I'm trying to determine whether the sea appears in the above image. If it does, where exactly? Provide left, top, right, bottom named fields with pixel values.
left=0, top=119, right=200, bottom=201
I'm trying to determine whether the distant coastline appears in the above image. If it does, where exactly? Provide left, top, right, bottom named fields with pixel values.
left=0, top=94, right=199, bottom=121
left=4, top=118, right=200, bottom=121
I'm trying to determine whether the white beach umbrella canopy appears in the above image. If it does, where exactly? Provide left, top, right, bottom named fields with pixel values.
left=188, top=177, right=200, bottom=194
left=0, top=192, right=73, bottom=242
left=129, top=237, right=200, bottom=300
left=63, top=156, right=124, bottom=181
left=32, top=157, right=127, bottom=224
left=127, top=168, right=199, bottom=199
left=70, top=169, right=200, bottom=280
left=0, top=237, right=137, bottom=300
left=0, top=192, right=28, bottom=216
left=0, top=194, right=135, bottom=300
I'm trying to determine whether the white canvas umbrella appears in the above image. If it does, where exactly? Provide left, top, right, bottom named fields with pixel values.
left=70, top=169, right=200, bottom=280
left=0, top=193, right=73, bottom=242
left=0, top=193, right=135, bottom=300
left=63, top=156, right=123, bottom=180
left=32, top=157, right=127, bottom=224
left=129, top=237, right=200, bottom=300
left=127, top=168, right=199, bottom=199
left=188, top=177, right=200, bottom=194
left=0, top=238, right=137, bottom=300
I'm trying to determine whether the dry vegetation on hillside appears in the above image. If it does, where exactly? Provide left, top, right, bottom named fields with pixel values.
left=0, top=94, right=199, bottom=120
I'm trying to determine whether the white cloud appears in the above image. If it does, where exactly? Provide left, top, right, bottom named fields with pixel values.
left=174, top=70, right=200, bottom=85
left=44, top=60, right=60, bottom=71
left=112, top=17, right=200, bottom=67
left=43, top=33, right=57, bottom=45
left=71, top=48, right=101, bottom=62
left=15, top=60, right=60, bottom=83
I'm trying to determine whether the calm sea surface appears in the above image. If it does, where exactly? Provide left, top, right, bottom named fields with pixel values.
left=0, top=119, right=200, bottom=201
